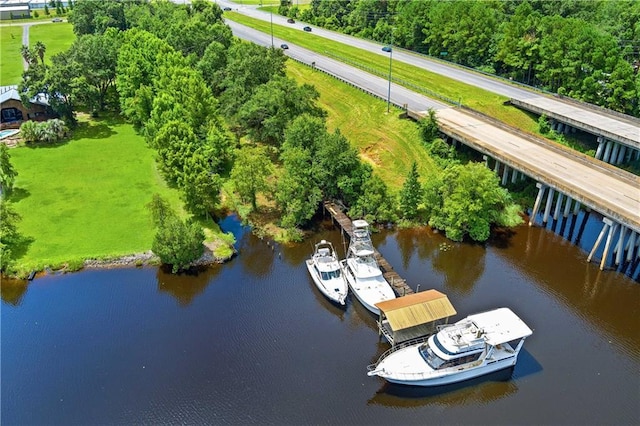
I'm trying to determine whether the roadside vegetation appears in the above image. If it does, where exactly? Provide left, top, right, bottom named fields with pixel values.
left=2, top=0, right=527, bottom=276
left=279, top=0, right=639, bottom=117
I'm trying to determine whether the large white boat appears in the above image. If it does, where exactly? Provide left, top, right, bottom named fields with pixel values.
left=340, top=220, right=395, bottom=315
left=367, top=307, right=533, bottom=387
left=306, top=240, right=348, bottom=305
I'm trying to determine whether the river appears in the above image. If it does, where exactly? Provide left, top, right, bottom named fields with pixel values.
left=1, top=214, right=639, bottom=425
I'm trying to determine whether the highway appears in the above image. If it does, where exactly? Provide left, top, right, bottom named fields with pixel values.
left=220, top=1, right=640, bottom=147
left=225, top=19, right=640, bottom=234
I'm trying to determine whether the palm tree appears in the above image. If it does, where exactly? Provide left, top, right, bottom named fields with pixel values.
left=34, top=41, right=46, bottom=65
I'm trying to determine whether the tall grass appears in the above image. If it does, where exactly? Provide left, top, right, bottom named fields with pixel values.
left=286, top=60, right=437, bottom=191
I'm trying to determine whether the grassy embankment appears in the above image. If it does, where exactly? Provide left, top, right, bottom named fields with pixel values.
left=0, top=21, right=74, bottom=86
left=226, top=12, right=542, bottom=135
left=7, top=114, right=233, bottom=276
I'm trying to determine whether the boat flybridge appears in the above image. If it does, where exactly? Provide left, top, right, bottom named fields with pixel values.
left=367, top=307, right=533, bottom=387
left=340, top=220, right=396, bottom=315
left=305, top=240, right=348, bottom=305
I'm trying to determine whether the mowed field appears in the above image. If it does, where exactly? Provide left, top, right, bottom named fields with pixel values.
left=0, top=21, right=74, bottom=85
left=8, top=116, right=185, bottom=273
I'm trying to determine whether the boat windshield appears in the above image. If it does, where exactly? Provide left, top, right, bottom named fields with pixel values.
left=321, top=269, right=341, bottom=280
left=419, top=343, right=445, bottom=369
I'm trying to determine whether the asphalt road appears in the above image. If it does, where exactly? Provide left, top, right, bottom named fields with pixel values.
left=225, top=18, right=640, bottom=234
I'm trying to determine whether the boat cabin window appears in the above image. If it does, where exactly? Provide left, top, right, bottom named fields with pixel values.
left=320, top=269, right=341, bottom=280
left=419, top=344, right=445, bottom=369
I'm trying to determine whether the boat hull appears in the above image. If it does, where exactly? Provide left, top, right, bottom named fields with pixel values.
left=380, top=357, right=518, bottom=387
left=341, top=260, right=395, bottom=315
left=306, top=260, right=348, bottom=305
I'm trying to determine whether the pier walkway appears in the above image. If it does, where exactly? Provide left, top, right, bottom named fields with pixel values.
left=323, top=202, right=414, bottom=296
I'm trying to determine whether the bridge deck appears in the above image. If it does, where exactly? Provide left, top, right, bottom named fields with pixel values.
left=510, top=96, right=640, bottom=148
left=432, top=107, right=640, bottom=234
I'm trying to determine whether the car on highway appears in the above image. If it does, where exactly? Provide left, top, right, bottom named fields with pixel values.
left=287, top=18, right=295, bottom=24
left=52, top=17, right=63, bottom=22
left=280, top=44, right=289, bottom=50
left=223, top=7, right=231, bottom=11
left=382, top=46, right=392, bottom=52
left=303, top=26, right=312, bottom=32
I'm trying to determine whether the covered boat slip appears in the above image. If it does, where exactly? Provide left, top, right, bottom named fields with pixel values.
left=375, top=290, right=457, bottom=345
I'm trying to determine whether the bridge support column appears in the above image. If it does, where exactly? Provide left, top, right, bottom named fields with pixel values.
left=626, top=232, right=638, bottom=262
left=573, top=200, right=581, bottom=215
left=543, top=187, right=555, bottom=224
left=556, top=122, right=564, bottom=133
left=501, top=165, right=510, bottom=186
left=588, top=218, right=618, bottom=270
left=529, top=183, right=546, bottom=226
left=615, top=225, right=627, bottom=266
left=494, top=159, right=501, bottom=173
left=511, top=168, right=519, bottom=184
left=602, top=140, right=613, bottom=163
left=595, top=137, right=605, bottom=160
left=616, top=145, right=627, bottom=164
left=563, top=197, right=573, bottom=217
left=482, top=155, right=489, bottom=166
left=553, top=192, right=564, bottom=221
left=610, top=143, right=620, bottom=165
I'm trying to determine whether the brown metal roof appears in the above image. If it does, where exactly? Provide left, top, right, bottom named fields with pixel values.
left=376, top=290, right=457, bottom=331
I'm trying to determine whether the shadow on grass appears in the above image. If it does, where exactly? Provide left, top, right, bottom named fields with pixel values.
left=73, top=120, right=117, bottom=140
left=8, top=187, right=30, bottom=203
left=10, top=234, right=35, bottom=265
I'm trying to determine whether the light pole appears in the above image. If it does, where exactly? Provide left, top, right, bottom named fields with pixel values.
left=386, top=28, right=394, bottom=113
left=270, top=9, right=274, bottom=47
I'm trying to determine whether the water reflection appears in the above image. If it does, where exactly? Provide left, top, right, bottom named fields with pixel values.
left=368, top=368, right=519, bottom=407
left=432, top=241, right=485, bottom=294
left=0, top=277, right=29, bottom=306
left=156, top=265, right=223, bottom=306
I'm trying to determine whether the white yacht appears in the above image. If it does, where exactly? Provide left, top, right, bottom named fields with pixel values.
left=340, top=220, right=395, bottom=315
left=367, top=307, right=533, bottom=387
left=306, top=240, right=348, bottom=305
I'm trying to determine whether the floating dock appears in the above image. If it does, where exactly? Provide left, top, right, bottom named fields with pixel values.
left=323, top=202, right=414, bottom=296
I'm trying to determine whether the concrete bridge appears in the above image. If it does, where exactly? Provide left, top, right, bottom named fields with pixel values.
left=226, top=20, right=640, bottom=273
left=509, top=95, right=640, bottom=167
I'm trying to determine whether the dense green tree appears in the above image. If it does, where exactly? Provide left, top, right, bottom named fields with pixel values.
left=349, top=173, right=396, bottom=223
left=147, top=194, right=205, bottom=273
left=0, top=201, right=22, bottom=273
left=0, top=144, right=18, bottom=198
left=237, top=76, right=324, bottom=146
left=276, top=146, right=323, bottom=229
left=69, top=0, right=128, bottom=35
left=218, top=42, right=287, bottom=120
left=197, top=41, right=228, bottom=91
left=424, top=163, right=518, bottom=242
left=178, top=149, right=222, bottom=217
left=399, top=161, right=422, bottom=220
left=116, top=29, right=174, bottom=127
left=230, top=145, right=274, bottom=211
left=69, top=28, right=121, bottom=111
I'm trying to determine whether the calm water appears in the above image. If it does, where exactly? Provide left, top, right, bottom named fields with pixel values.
left=2, top=215, right=639, bottom=425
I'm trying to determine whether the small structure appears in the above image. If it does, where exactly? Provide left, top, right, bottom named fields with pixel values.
left=0, top=85, right=51, bottom=129
left=0, top=1, right=31, bottom=20
left=375, top=289, right=456, bottom=346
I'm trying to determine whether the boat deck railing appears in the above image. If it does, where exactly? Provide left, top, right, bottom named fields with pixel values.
left=367, top=335, right=431, bottom=372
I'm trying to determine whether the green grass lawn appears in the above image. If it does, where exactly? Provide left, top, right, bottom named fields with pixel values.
left=0, top=25, right=24, bottom=85
left=7, top=115, right=192, bottom=274
left=29, top=22, right=75, bottom=66
left=286, top=60, right=437, bottom=191
left=227, top=12, right=540, bottom=135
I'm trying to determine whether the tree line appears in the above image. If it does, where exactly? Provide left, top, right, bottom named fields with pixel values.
left=282, top=0, right=639, bottom=116
left=9, top=0, right=523, bottom=272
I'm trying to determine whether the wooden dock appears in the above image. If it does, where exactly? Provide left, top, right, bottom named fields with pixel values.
left=323, top=202, right=414, bottom=296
